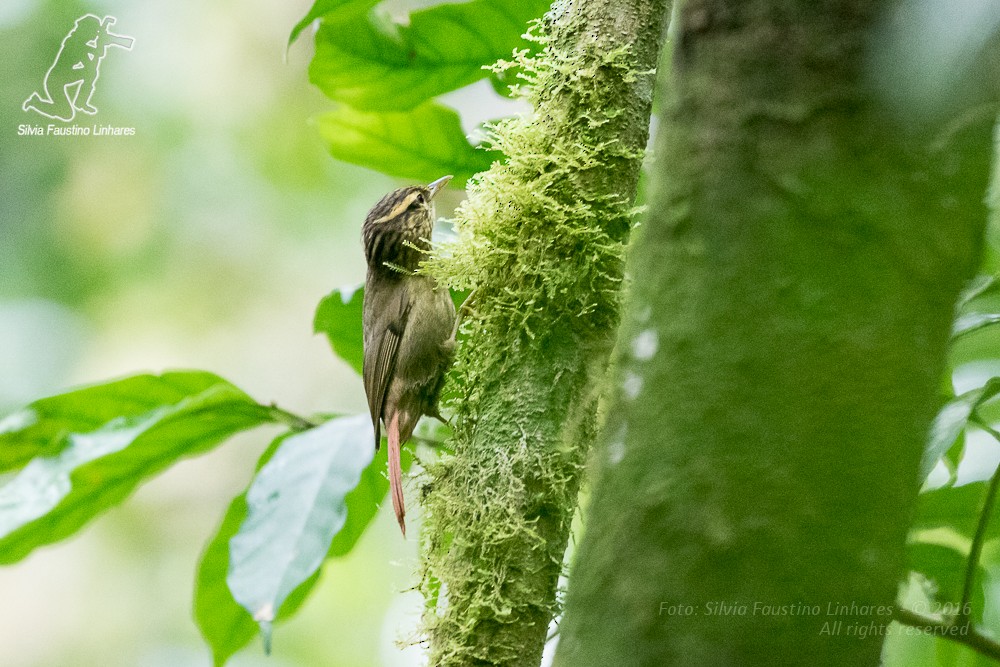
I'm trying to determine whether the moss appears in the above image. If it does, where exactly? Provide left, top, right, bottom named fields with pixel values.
left=424, top=25, right=641, bottom=341
left=415, top=3, right=668, bottom=664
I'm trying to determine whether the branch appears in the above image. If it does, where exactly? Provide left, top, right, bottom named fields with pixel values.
left=958, top=419, right=1000, bottom=627
left=419, top=1, right=670, bottom=664
left=262, top=403, right=317, bottom=431
left=895, top=607, right=1000, bottom=662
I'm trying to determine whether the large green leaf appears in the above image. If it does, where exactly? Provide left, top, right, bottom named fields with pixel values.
left=0, top=371, right=272, bottom=564
left=313, top=101, right=498, bottom=186
left=314, top=283, right=364, bottom=375
left=912, top=482, right=992, bottom=543
left=288, top=0, right=378, bottom=48
left=0, top=371, right=239, bottom=473
left=309, top=0, right=552, bottom=111
left=226, top=414, right=375, bottom=649
left=195, top=435, right=319, bottom=667
left=920, top=378, right=1000, bottom=482
left=196, top=422, right=414, bottom=664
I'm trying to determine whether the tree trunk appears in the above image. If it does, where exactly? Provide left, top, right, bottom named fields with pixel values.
left=556, top=1, right=997, bottom=665
left=420, top=0, right=669, bottom=665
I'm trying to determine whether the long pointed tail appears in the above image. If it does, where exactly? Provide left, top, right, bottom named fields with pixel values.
left=387, top=412, right=406, bottom=536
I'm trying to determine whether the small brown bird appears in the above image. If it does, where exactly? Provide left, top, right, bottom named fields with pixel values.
left=362, top=175, right=456, bottom=536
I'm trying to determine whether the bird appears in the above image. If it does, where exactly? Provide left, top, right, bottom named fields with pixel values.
left=361, top=175, right=457, bottom=536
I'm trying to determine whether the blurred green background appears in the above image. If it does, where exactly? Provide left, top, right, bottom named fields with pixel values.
left=6, top=0, right=1000, bottom=665
left=0, top=1, right=488, bottom=665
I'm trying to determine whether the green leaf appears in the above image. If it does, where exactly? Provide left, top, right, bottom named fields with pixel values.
left=0, top=372, right=272, bottom=564
left=943, top=430, right=966, bottom=484
left=952, top=312, right=1000, bottom=340
left=935, top=637, right=999, bottom=667
left=314, top=283, right=364, bottom=375
left=195, top=436, right=319, bottom=667
left=329, top=436, right=413, bottom=556
left=0, top=372, right=233, bottom=473
left=197, top=421, right=414, bottom=664
left=923, top=398, right=976, bottom=482
left=907, top=541, right=985, bottom=625
left=288, top=0, right=378, bottom=48
left=313, top=101, right=498, bottom=186
left=197, top=490, right=260, bottom=667
left=920, top=379, right=1000, bottom=482
left=309, top=0, right=551, bottom=111
left=226, top=414, right=375, bottom=647
left=957, top=275, right=999, bottom=310
left=912, top=482, right=991, bottom=543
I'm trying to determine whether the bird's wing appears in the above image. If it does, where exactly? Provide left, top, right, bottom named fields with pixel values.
left=363, top=291, right=412, bottom=451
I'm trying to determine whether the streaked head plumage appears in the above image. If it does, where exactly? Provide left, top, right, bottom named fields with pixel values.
left=362, top=175, right=452, bottom=273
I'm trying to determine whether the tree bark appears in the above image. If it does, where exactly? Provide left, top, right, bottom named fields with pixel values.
left=420, top=0, right=668, bottom=665
left=556, top=1, right=997, bottom=665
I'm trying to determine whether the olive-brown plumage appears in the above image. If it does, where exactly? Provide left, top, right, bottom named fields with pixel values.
left=362, top=175, right=456, bottom=536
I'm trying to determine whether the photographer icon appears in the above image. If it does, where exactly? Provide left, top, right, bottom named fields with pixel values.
left=23, top=14, right=134, bottom=122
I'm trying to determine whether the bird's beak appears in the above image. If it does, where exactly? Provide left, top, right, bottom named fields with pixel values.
left=426, top=175, right=453, bottom=199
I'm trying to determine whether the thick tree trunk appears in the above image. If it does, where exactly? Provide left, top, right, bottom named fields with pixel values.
left=556, top=1, right=997, bottom=666
left=420, top=0, right=668, bottom=665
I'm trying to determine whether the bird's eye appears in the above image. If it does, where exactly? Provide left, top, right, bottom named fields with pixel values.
left=413, top=193, right=425, bottom=208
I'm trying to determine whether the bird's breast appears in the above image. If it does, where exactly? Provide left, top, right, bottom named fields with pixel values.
left=395, top=278, right=455, bottom=380
left=364, top=225, right=431, bottom=273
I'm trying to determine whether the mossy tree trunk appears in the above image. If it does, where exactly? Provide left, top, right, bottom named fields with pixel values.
left=420, top=0, right=669, bottom=665
left=555, top=1, right=998, bottom=666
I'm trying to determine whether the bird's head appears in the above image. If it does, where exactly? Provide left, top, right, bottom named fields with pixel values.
left=362, top=175, right=452, bottom=274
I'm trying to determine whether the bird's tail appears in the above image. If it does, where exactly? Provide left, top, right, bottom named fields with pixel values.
left=387, top=412, right=406, bottom=536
